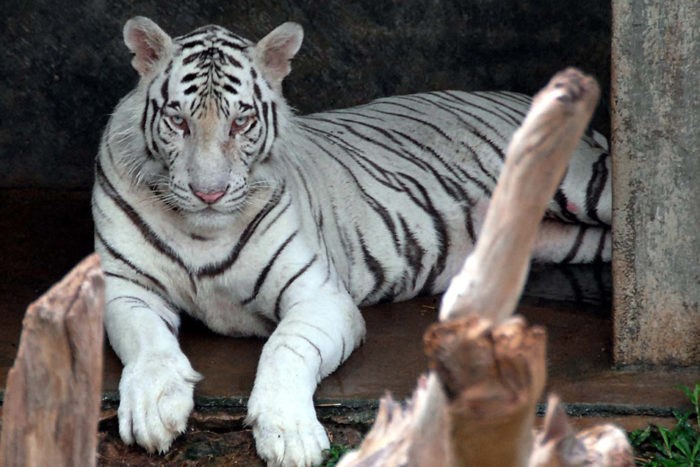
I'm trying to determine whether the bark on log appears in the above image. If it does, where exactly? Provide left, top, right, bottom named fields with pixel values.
left=338, top=69, right=633, bottom=467
left=0, top=254, right=104, bottom=467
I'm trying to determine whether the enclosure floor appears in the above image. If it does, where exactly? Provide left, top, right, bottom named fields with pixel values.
left=1, top=189, right=697, bottom=439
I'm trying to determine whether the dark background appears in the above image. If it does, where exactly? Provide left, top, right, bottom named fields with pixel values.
left=0, top=0, right=611, bottom=190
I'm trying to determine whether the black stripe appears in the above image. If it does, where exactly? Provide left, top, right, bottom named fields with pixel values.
left=301, top=119, right=403, bottom=191
left=275, top=332, right=323, bottom=363
left=140, top=100, right=148, bottom=133
left=585, top=153, right=609, bottom=225
left=553, top=189, right=581, bottom=223
left=334, top=109, right=385, bottom=122
left=260, top=101, right=270, bottom=151
left=160, top=316, right=178, bottom=336
left=427, top=92, right=520, bottom=127
left=146, top=95, right=162, bottom=157
left=394, top=172, right=449, bottom=293
left=96, top=232, right=167, bottom=294
left=439, top=91, right=523, bottom=127
left=393, top=128, right=490, bottom=198
left=300, top=129, right=402, bottom=250
left=367, top=108, right=452, bottom=142
left=183, top=53, right=202, bottom=65
left=293, top=160, right=315, bottom=213
left=561, top=226, right=588, bottom=264
left=357, top=230, right=386, bottom=305
left=160, top=77, right=170, bottom=103
left=197, top=184, right=286, bottom=278
left=181, top=72, right=200, bottom=83
left=184, top=84, right=199, bottom=95
left=180, top=39, right=205, bottom=49
left=457, top=141, right=498, bottom=184
left=223, top=72, right=242, bottom=86
left=258, top=194, right=292, bottom=236
left=110, top=293, right=178, bottom=335
left=241, top=231, right=298, bottom=305
left=148, top=98, right=159, bottom=133
left=422, top=92, right=512, bottom=160
left=473, top=91, right=529, bottom=120
left=222, top=52, right=243, bottom=68
left=373, top=100, right=430, bottom=116
left=499, top=91, right=532, bottom=106
left=274, top=255, right=318, bottom=321
left=222, top=83, right=238, bottom=94
left=219, top=39, right=247, bottom=51
left=271, top=102, right=279, bottom=139
left=398, top=215, right=426, bottom=292
left=103, top=270, right=166, bottom=300
left=330, top=202, right=354, bottom=262
left=95, top=160, right=195, bottom=292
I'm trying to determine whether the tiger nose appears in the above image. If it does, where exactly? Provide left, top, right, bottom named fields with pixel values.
left=190, top=185, right=228, bottom=204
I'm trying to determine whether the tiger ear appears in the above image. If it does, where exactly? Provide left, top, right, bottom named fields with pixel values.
left=254, top=22, right=304, bottom=90
left=123, top=16, right=173, bottom=77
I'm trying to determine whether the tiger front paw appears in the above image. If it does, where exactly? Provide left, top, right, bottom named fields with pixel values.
left=117, top=353, right=202, bottom=453
left=247, top=396, right=330, bottom=467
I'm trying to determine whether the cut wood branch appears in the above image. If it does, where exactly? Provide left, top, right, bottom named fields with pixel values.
left=337, top=374, right=451, bottom=467
left=0, top=254, right=104, bottom=467
left=440, top=68, right=601, bottom=324
left=530, top=395, right=634, bottom=467
left=338, top=69, right=632, bottom=467
left=424, top=315, right=547, bottom=467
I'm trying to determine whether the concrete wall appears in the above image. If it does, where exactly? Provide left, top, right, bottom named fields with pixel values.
left=612, top=1, right=700, bottom=366
left=0, top=0, right=610, bottom=189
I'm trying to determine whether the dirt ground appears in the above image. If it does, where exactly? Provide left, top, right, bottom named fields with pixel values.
left=97, top=409, right=368, bottom=466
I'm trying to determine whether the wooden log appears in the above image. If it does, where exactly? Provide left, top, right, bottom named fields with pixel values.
left=0, top=254, right=104, bottom=467
left=440, top=68, right=601, bottom=324
left=433, top=69, right=601, bottom=466
left=338, top=69, right=632, bottom=466
left=425, top=315, right=547, bottom=467
left=337, top=374, right=452, bottom=467
left=530, top=395, right=633, bottom=467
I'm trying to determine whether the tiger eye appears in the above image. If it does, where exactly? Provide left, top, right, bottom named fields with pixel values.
left=230, top=115, right=255, bottom=136
left=169, top=115, right=190, bottom=135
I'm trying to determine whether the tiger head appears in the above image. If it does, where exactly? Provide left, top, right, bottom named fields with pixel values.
left=121, top=17, right=302, bottom=225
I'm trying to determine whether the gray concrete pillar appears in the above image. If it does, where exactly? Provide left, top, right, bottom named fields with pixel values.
left=611, top=1, right=699, bottom=365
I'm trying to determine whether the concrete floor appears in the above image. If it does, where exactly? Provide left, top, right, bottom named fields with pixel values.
left=1, top=189, right=697, bottom=434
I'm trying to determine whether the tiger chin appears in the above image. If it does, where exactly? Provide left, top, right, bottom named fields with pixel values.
left=93, top=16, right=612, bottom=467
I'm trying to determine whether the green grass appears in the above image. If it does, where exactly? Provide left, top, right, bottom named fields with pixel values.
left=631, top=384, right=700, bottom=466
left=322, top=444, right=354, bottom=467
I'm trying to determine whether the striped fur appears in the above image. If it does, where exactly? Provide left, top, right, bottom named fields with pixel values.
left=94, top=17, right=611, bottom=467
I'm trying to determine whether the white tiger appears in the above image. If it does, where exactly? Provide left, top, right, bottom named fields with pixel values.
left=92, top=17, right=611, bottom=467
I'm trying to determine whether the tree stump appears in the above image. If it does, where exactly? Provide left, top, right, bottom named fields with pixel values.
left=0, top=254, right=104, bottom=467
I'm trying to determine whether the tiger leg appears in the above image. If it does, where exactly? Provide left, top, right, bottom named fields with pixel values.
left=246, top=274, right=365, bottom=467
left=531, top=219, right=611, bottom=263
left=104, top=278, right=201, bottom=453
